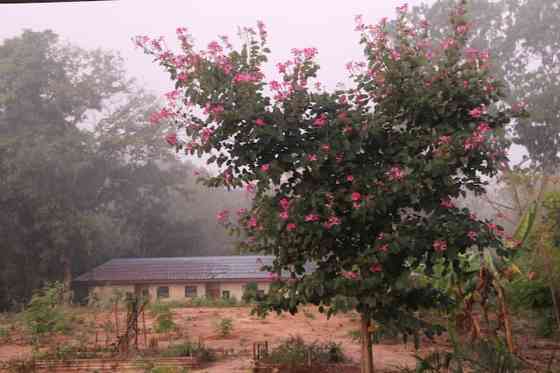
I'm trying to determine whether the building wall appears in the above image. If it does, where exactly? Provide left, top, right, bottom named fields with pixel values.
left=89, top=281, right=271, bottom=303
left=90, top=285, right=135, bottom=301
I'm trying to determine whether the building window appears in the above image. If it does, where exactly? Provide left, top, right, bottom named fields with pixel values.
left=222, top=290, right=230, bottom=299
left=157, top=286, right=169, bottom=298
left=185, top=286, right=197, bottom=298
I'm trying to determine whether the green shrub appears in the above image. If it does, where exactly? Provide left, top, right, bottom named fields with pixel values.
left=188, top=296, right=239, bottom=308
left=242, top=282, right=259, bottom=303
left=0, top=326, right=9, bottom=341
left=160, top=341, right=216, bottom=362
left=263, top=336, right=346, bottom=367
left=150, top=303, right=176, bottom=333
left=214, top=317, right=233, bottom=337
left=23, top=282, right=71, bottom=340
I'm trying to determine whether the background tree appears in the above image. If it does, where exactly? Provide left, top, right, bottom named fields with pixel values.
left=410, top=0, right=560, bottom=335
left=140, top=2, right=518, bottom=371
left=0, top=30, right=246, bottom=310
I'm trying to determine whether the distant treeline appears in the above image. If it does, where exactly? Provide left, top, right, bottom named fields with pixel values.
left=0, top=30, right=247, bottom=311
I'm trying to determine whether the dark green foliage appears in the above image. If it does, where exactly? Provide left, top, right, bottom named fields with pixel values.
left=0, top=30, right=249, bottom=311
left=263, top=336, right=346, bottom=367
left=242, top=282, right=260, bottom=303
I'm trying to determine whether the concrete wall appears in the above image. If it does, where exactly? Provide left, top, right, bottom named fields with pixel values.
left=89, top=281, right=271, bottom=303
left=90, top=285, right=135, bottom=301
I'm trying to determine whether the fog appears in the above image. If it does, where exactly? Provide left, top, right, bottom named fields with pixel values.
left=1, top=0, right=430, bottom=93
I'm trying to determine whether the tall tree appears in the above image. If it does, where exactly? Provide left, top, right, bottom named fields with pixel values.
left=140, top=2, right=518, bottom=371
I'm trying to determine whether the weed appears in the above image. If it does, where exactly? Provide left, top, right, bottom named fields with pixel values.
left=303, top=309, right=316, bottom=320
left=214, top=317, right=233, bottom=337
left=347, top=329, right=361, bottom=343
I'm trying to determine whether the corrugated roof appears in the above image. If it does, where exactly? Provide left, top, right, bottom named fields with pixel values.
left=74, top=256, right=277, bottom=284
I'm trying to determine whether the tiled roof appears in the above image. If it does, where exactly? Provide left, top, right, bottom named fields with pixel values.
left=74, top=256, right=277, bottom=284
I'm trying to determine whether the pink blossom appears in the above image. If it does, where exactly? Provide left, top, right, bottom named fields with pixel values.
left=237, top=208, right=248, bottom=216
left=324, top=216, right=341, bottom=229
left=370, top=263, right=383, bottom=273
left=438, top=135, right=452, bottom=145
left=287, top=223, right=297, bottom=231
left=245, top=183, right=256, bottom=194
left=351, top=192, right=362, bottom=202
left=279, top=198, right=290, bottom=211
left=467, top=231, right=478, bottom=241
left=342, top=271, right=359, bottom=280
left=269, top=80, right=282, bottom=91
left=313, top=114, right=328, bottom=128
left=247, top=216, right=258, bottom=228
left=303, top=47, right=318, bottom=60
left=377, top=244, right=389, bottom=253
left=387, top=166, right=405, bottom=181
left=216, top=209, right=230, bottom=222
left=477, top=122, right=491, bottom=134
left=165, top=132, right=177, bottom=146
left=346, top=175, right=354, bottom=182
left=469, top=107, right=484, bottom=118
left=469, top=213, right=477, bottom=221
left=377, top=233, right=385, bottom=241
left=321, top=144, right=331, bottom=153
left=396, top=4, right=408, bottom=13
left=200, top=127, right=213, bottom=143
left=307, top=154, right=318, bottom=162
left=279, top=211, right=289, bottom=220
left=433, top=240, right=448, bottom=253
left=255, top=118, right=266, bottom=127
left=440, top=198, right=455, bottom=209
left=260, top=164, right=270, bottom=172
left=391, top=50, right=401, bottom=61
left=456, top=24, right=468, bottom=34
left=336, top=154, right=344, bottom=163
left=353, top=202, right=361, bottom=209
left=305, top=214, right=320, bottom=222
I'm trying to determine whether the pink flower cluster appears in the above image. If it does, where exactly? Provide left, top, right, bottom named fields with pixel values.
left=324, top=216, right=341, bottom=229
left=216, top=209, right=230, bottom=222
left=433, top=240, right=447, bottom=252
left=464, top=122, right=491, bottom=151
left=342, top=271, right=359, bottom=280
left=387, top=166, right=405, bottom=181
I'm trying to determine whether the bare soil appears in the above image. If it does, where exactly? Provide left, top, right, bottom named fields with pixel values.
left=1, top=306, right=558, bottom=372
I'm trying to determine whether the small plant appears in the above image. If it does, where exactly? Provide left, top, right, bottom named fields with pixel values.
left=303, top=309, right=316, bottom=320
left=214, top=317, right=233, bottom=337
left=0, top=326, right=9, bottom=342
left=150, top=303, right=177, bottom=333
left=347, top=329, right=361, bottom=343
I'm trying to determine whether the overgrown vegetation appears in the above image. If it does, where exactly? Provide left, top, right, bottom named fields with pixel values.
left=262, top=336, right=346, bottom=368
left=150, top=303, right=177, bottom=333
left=160, top=340, right=216, bottom=362
left=22, top=282, right=73, bottom=342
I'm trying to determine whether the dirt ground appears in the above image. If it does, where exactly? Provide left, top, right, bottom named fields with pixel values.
left=0, top=306, right=418, bottom=372
left=1, top=306, right=558, bottom=372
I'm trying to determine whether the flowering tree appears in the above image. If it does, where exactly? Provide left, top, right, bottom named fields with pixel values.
left=138, top=2, right=520, bottom=371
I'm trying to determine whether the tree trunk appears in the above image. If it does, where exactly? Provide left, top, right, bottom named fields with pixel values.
left=360, top=313, right=374, bottom=373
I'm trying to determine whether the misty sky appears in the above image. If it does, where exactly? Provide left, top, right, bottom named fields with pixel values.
left=1, top=0, right=432, bottom=94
